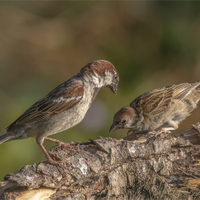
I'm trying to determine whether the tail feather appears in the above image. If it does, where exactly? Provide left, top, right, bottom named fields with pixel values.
left=0, top=132, right=15, bottom=144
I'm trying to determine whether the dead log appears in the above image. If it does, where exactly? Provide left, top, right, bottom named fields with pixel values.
left=1, top=123, right=200, bottom=199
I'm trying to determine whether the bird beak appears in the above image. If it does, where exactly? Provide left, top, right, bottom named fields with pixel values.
left=109, top=83, right=118, bottom=95
left=109, top=123, right=119, bottom=132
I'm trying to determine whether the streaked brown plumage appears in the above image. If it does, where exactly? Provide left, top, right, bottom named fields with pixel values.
left=7, top=81, right=84, bottom=129
left=110, top=81, right=200, bottom=134
left=0, top=60, right=119, bottom=166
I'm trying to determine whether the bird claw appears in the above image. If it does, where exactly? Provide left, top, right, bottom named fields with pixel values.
left=45, top=156, right=68, bottom=170
left=148, top=131, right=160, bottom=137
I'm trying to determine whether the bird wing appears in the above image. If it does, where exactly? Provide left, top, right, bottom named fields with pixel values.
left=7, top=79, right=84, bottom=129
left=130, top=81, right=200, bottom=115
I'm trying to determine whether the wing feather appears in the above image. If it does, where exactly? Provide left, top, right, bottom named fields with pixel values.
left=130, top=81, right=200, bottom=115
left=7, top=79, right=84, bottom=130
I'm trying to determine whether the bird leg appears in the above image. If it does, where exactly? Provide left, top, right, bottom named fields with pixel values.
left=44, top=137, right=77, bottom=150
left=37, top=141, right=68, bottom=169
left=36, top=135, right=72, bottom=169
left=38, top=142, right=56, bottom=163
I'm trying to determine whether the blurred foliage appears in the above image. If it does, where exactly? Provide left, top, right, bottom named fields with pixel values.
left=1, top=2, right=200, bottom=180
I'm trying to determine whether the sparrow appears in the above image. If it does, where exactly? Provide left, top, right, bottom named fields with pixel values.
left=0, top=60, right=119, bottom=166
left=110, top=81, right=200, bottom=135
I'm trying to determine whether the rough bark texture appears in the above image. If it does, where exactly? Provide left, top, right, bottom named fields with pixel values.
left=1, top=123, right=200, bottom=199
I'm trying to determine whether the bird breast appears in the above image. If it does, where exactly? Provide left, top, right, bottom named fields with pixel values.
left=47, top=86, right=94, bottom=134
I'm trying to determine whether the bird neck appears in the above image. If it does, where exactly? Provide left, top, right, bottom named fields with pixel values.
left=82, top=73, right=105, bottom=89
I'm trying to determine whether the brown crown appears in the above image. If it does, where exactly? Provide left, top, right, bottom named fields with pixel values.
left=81, top=60, right=117, bottom=77
left=114, top=107, right=138, bottom=122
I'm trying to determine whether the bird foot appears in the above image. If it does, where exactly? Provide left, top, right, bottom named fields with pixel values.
left=148, top=130, right=160, bottom=137
left=41, top=153, right=69, bottom=171
left=148, top=130, right=164, bottom=137
left=48, top=159, right=66, bottom=168
left=47, top=156, right=70, bottom=171
left=57, top=141, right=78, bottom=150
left=148, top=128, right=172, bottom=136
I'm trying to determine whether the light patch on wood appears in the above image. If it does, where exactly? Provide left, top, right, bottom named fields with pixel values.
left=79, top=158, right=88, bottom=175
left=16, top=188, right=56, bottom=200
left=187, top=178, right=200, bottom=189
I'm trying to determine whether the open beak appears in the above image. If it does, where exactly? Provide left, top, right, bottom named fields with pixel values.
left=109, top=123, right=119, bottom=132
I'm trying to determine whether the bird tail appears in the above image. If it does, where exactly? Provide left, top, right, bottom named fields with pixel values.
left=0, top=132, right=15, bottom=144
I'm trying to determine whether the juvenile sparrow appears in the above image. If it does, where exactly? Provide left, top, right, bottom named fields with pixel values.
left=110, top=81, right=200, bottom=135
left=0, top=60, right=119, bottom=165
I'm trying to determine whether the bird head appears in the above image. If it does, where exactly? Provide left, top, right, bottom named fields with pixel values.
left=109, top=106, right=139, bottom=132
left=81, top=60, right=119, bottom=94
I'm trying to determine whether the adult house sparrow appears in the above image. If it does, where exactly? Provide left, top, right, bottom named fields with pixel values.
left=0, top=60, right=119, bottom=166
left=110, top=81, right=200, bottom=135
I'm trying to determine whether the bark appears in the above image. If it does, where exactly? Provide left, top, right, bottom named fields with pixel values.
left=1, top=123, right=200, bottom=200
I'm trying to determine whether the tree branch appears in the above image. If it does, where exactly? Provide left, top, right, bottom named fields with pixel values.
left=1, top=123, right=200, bottom=199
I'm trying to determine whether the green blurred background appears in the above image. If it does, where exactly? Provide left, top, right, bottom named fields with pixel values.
left=1, top=2, right=200, bottom=180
